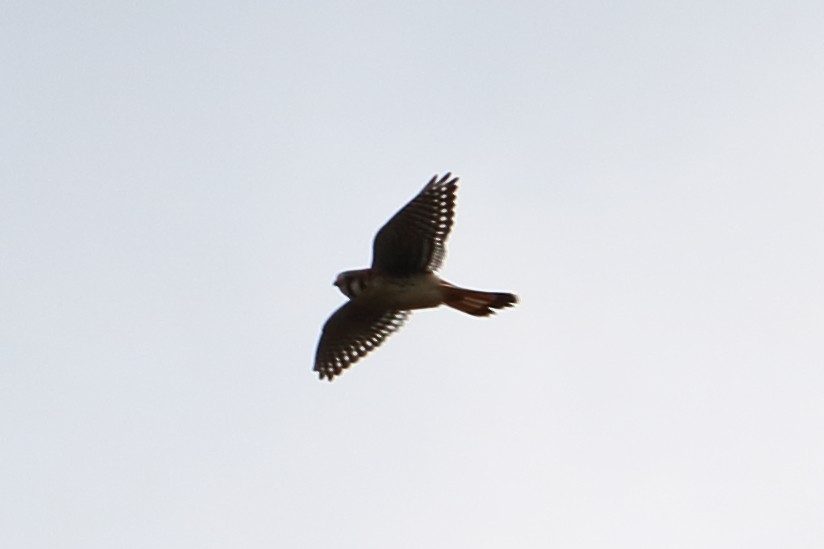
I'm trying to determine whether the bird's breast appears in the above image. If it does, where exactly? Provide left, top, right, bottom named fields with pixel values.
left=356, top=274, right=444, bottom=310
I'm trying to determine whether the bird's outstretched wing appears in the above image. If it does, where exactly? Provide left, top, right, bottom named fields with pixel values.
left=371, top=173, right=458, bottom=275
left=314, top=302, right=410, bottom=381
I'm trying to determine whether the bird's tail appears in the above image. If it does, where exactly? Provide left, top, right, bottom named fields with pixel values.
left=441, top=282, right=518, bottom=317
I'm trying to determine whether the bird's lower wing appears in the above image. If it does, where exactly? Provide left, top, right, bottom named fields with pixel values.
left=314, top=303, right=410, bottom=381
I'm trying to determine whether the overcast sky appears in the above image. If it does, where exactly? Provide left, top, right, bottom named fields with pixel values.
left=2, top=2, right=823, bottom=548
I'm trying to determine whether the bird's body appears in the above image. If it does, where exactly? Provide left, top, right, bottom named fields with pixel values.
left=335, top=270, right=444, bottom=310
left=314, top=173, right=517, bottom=381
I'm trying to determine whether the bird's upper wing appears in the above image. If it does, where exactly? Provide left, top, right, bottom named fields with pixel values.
left=314, top=302, right=411, bottom=381
left=371, top=173, right=458, bottom=275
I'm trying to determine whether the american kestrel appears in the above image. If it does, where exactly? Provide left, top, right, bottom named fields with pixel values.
left=314, top=173, right=517, bottom=381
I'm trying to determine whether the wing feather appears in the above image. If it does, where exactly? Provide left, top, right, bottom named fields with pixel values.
left=314, top=303, right=410, bottom=381
left=371, top=173, right=458, bottom=275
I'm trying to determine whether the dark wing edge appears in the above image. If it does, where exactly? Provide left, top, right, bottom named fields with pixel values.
left=314, top=303, right=411, bottom=381
left=371, top=173, right=458, bottom=275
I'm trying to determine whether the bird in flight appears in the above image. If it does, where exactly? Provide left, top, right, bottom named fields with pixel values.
left=314, top=173, right=517, bottom=381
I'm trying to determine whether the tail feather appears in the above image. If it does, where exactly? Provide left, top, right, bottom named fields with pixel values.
left=442, top=284, right=518, bottom=317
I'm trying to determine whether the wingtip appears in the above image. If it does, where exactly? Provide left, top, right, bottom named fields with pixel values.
left=316, top=367, right=340, bottom=382
left=428, top=172, right=459, bottom=188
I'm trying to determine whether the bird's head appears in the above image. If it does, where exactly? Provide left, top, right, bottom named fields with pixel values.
left=334, top=269, right=372, bottom=299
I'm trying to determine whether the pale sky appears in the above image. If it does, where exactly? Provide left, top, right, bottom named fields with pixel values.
left=2, top=2, right=823, bottom=548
